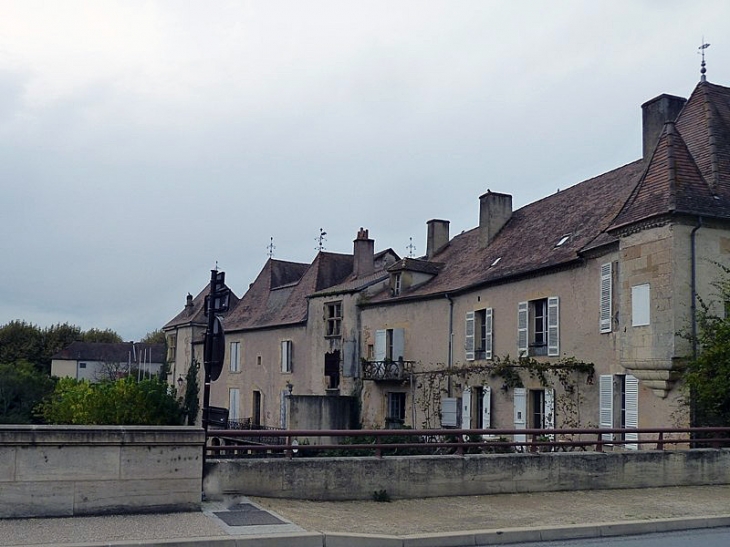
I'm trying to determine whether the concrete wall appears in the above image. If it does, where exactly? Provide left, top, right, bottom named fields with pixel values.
left=288, top=395, right=358, bottom=432
left=0, top=426, right=205, bottom=519
left=204, top=449, right=730, bottom=501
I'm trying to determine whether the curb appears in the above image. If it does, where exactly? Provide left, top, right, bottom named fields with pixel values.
left=7, top=515, right=730, bottom=547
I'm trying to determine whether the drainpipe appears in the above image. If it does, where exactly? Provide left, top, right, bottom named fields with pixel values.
left=690, top=217, right=703, bottom=360
left=445, top=293, right=454, bottom=397
left=689, top=216, right=703, bottom=430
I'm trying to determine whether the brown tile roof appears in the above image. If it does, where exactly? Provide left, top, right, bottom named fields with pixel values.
left=163, top=284, right=240, bottom=330
left=366, top=159, right=645, bottom=303
left=388, top=257, right=442, bottom=275
left=224, top=253, right=354, bottom=331
left=52, top=342, right=166, bottom=363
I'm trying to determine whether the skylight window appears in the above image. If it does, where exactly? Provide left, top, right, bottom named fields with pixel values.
left=490, top=257, right=501, bottom=267
left=555, top=235, right=571, bottom=247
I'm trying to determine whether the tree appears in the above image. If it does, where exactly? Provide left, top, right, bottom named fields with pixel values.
left=37, top=376, right=183, bottom=425
left=140, top=329, right=166, bottom=344
left=684, top=270, right=730, bottom=427
left=83, top=328, right=123, bottom=344
left=0, top=360, right=55, bottom=423
left=182, top=359, right=200, bottom=426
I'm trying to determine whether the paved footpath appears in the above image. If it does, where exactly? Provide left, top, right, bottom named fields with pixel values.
left=1, top=485, right=729, bottom=547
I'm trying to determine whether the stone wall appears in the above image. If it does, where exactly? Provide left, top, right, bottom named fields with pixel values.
left=0, top=425, right=205, bottom=518
left=204, top=449, right=730, bottom=501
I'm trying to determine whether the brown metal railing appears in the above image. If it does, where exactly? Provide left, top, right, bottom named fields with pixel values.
left=205, top=426, right=730, bottom=459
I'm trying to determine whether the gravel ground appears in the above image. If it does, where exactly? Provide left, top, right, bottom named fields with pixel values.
left=251, top=485, right=730, bottom=536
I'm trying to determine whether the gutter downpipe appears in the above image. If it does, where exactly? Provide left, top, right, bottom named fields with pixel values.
left=690, top=216, right=703, bottom=430
left=445, top=293, right=454, bottom=397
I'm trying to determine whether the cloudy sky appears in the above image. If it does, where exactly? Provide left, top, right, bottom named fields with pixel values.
left=1, top=1, right=728, bottom=342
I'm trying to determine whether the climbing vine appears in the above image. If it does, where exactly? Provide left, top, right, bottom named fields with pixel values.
left=413, top=355, right=594, bottom=428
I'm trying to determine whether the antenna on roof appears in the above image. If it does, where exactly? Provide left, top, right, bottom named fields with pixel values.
left=267, top=236, right=275, bottom=258
left=698, top=39, right=710, bottom=82
left=315, top=228, right=327, bottom=252
left=214, top=261, right=219, bottom=271
left=407, top=237, right=416, bottom=258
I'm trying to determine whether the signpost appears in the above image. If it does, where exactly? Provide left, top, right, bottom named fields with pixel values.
left=202, top=269, right=229, bottom=433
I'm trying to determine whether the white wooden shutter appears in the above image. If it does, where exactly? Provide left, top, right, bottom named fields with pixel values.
left=441, top=397, right=458, bottom=427
left=280, top=340, right=292, bottom=373
left=599, top=374, right=614, bottom=441
left=482, top=386, right=492, bottom=429
left=461, top=387, right=472, bottom=429
left=547, top=296, right=560, bottom=356
left=280, top=389, right=288, bottom=428
left=392, top=328, right=405, bottom=361
left=465, top=311, right=475, bottom=361
left=374, top=330, right=386, bottom=361
left=228, top=388, right=240, bottom=421
left=544, top=388, right=555, bottom=429
left=484, top=308, right=493, bottom=359
left=517, top=302, right=528, bottom=355
left=624, top=375, right=639, bottom=450
left=513, top=387, right=527, bottom=443
left=600, top=263, right=613, bottom=333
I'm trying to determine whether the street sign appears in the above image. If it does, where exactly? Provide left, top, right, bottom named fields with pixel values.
left=204, top=314, right=225, bottom=382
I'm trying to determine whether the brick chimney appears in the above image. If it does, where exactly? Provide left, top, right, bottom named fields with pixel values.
left=353, top=227, right=374, bottom=278
left=642, top=94, right=686, bottom=161
left=479, top=190, right=512, bottom=248
left=427, top=219, right=450, bottom=259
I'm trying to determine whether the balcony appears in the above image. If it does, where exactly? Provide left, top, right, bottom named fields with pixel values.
left=362, top=358, right=414, bottom=382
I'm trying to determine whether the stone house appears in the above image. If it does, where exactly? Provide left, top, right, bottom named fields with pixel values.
left=51, top=341, right=166, bottom=382
left=164, top=76, right=730, bottom=446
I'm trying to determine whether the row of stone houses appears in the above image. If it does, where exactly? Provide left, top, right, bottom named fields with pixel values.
left=164, top=75, right=730, bottom=446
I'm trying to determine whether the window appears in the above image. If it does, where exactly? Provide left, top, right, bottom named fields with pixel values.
left=466, top=308, right=493, bottom=360
left=230, top=341, right=240, bottom=372
left=374, top=328, right=405, bottom=361
left=280, top=340, right=292, bottom=373
left=393, top=273, right=402, bottom=296
left=79, top=362, right=87, bottom=369
left=167, top=334, right=176, bottom=362
left=257, top=355, right=262, bottom=366
left=228, top=388, right=240, bottom=421
left=631, top=284, right=650, bottom=326
left=518, top=297, right=559, bottom=356
left=461, top=385, right=492, bottom=429
left=600, top=263, right=613, bottom=333
left=513, top=387, right=554, bottom=442
left=386, top=392, right=406, bottom=428
left=325, top=302, right=342, bottom=337
left=599, top=374, right=639, bottom=449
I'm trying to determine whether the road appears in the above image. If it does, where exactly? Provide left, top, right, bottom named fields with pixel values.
left=501, top=527, right=730, bottom=546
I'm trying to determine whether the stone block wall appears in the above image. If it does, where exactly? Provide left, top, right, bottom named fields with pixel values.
left=0, top=426, right=205, bottom=518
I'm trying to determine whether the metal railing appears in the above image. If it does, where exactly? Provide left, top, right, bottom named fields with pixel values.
left=205, top=426, right=730, bottom=459
left=361, top=359, right=415, bottom=381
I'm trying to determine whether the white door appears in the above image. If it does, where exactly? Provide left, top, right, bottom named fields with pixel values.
left=461, top=387, right=472, bottom=429
left=513, top=388, right=527, bottom=444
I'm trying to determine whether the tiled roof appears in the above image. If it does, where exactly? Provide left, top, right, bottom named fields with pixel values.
left=367, top=159, right=645, bottom=302
left=388, top=257, right=442, bottom=275
left=163, top=284, right=240, bottom=330
left=52, top=342, right=166, bottom=363
left=224, top=253, right=354, bottom=331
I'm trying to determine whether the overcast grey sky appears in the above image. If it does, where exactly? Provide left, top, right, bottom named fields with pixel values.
left=1, top=1, right=728, bottom=342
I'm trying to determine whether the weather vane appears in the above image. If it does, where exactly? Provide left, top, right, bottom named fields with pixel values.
left=407, top=237, right=416, bottom=258
left=699, top=39, right=710, bottom=82
left=315, top=228, right=327, bottom=252
left=267, top=236, right=275, bottom=258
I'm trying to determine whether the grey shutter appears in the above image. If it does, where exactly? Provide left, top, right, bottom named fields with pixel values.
left=547, top=296, right=560, bottom=356
left=544, top=388, right=555, bottom=441
left=600, top=263, right=612, bottom=333
left=599, top=374, right=614, bottom=441
left=482, top=386, right=491, bottom=429
left=485, top=308, right=493, bottom=359
left=441, top=397, right=458, bottom=427
left=392, top=328, right=405, bottom=361
left=465, top=311, right=475, bottom=361
left=624, top=375, right=639, bottom=450
left=517, top=302, right=528, bottom=355
left=374, top=330, right=386, bottom=362
left=461, top=387, right=472, bottom=429
left=513, top=387, right=527, bottom=443
left=280, top=389, right=288, bottom=428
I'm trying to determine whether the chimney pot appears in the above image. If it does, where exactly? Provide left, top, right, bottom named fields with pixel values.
left=641, top=94, right=686, bottom=161
left=427, top=219, right=450, bottom=259
left=353, top=228, right=374, bottom=278
left=479, top=191, right=512, bottom=248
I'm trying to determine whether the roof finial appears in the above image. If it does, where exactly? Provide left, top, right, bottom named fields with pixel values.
left=315, top=228, right=327, bottom=252
left=406, top=237, right=416, bottom=258
left=267, top=236, right=275, bottom=258
left=698, top=39, right=710, bottom=82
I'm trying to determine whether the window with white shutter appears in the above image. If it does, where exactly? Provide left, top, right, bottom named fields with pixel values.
left=517, top=302, right=528, bottom=355
left=482, top=386, right=492, bottom=429
left=465, top=312, right=475, bottom=361
left=624, top=375, right=639, bottom=450
left=461, top=387, right=471, bottom=429
left=484, top=308, right=493, bottom=359
left=228, top=388, right=240, bottom=421
left=600, top=263, right=613, bottom=333
left=547, top=297, right=560, bottom=356
left=374, top=330, right=386, bottom=362
left=441, top=397, right=458, bottom=427
left=599, top=374, right=614, bottom=441
left=513, top=387, right=527, bottom=443
left=280, top=340, right=292, bottom=373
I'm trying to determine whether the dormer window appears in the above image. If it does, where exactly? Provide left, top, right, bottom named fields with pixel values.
left=393, top=273, right=402, bottom=296
left=555, top=234, right=571, bottom=247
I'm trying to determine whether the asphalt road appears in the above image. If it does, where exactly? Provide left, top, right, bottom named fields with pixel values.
left=502, top=526, right=730, bottom=546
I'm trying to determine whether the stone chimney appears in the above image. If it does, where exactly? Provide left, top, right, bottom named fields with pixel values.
left=427, top=219, right=450, bottom=259
left=479, top=190, right=512, bottom=248
left=642, top=94, right=686, bottom=161
left=185, top=293, right=194, bottom=315
left=353, top=227, right=374, bottom=278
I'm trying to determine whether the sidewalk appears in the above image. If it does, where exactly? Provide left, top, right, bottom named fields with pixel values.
left=1, top=485, right=729, bottom=547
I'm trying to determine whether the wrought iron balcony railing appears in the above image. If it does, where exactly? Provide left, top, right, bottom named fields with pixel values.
left=362, top=359, right=414, bottom=381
